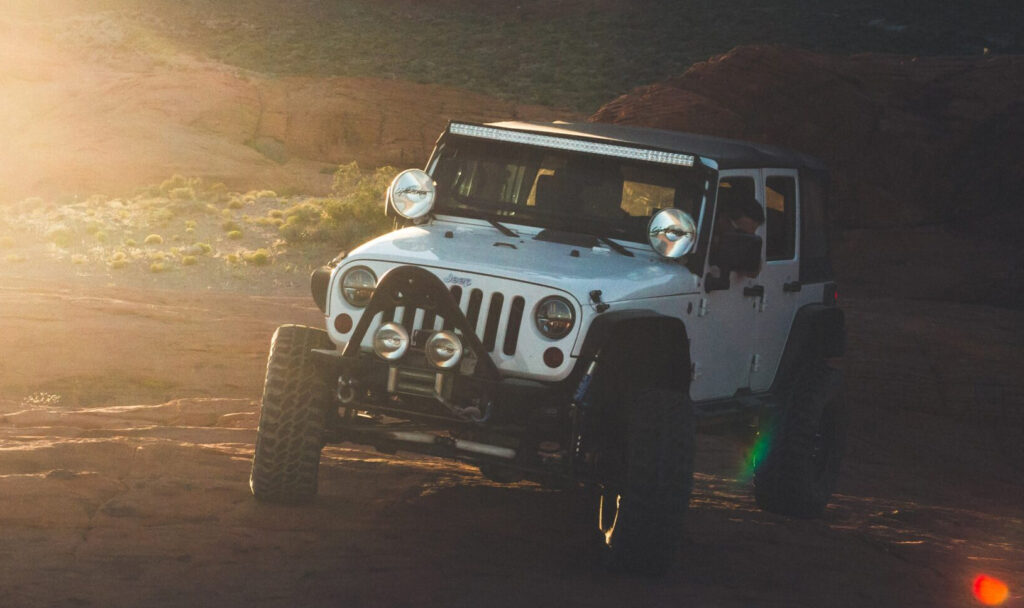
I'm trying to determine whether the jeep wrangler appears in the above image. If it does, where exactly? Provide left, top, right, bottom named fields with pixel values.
left=250, top=121, right=846, bottom=574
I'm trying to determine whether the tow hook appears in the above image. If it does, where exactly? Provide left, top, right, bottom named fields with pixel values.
left=337, top=377, right=356, bottom=404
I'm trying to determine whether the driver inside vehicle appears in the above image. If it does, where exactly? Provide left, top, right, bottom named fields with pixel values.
left=710, top=188, right=765, bottom=280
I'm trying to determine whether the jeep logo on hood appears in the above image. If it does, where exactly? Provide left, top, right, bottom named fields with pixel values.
left=443, top=273, right=472, bottom=287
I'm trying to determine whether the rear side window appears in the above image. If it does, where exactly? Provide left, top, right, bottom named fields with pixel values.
left=765, top=176, right=796, bottom=261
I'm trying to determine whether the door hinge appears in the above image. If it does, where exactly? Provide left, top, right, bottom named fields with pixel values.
left=698, top=297, right=708, bottom=317
left=690, top=362, right=702, bottom=381
left=751, top=354, right=761, bottom=372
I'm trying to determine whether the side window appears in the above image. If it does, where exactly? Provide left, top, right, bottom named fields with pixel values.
left=765, top=176, right=796, bottom=261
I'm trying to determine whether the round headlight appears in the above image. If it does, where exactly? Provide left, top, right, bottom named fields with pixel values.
left=535, top=296, right=575, bottom=340
left=388, top=169, right=436, bottom=220
left=425, top=330, right=463, bottom=369
left=373, top=322, right=409, bottom=361
left=341, top=266, right=376, bottom=308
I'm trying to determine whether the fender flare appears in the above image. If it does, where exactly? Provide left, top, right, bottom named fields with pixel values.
left=578, top=310, right=692, bottom=393
left=770, top=304, right=845, bottom=394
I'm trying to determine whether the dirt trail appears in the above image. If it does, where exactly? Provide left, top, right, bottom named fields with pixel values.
left=0, top=279, right=1021, bottom=607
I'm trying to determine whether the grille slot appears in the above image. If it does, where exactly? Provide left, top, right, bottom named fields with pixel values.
left=503, top=296, right=525, bottom=355
left=482, top=293, right=504, bottom=352
left=466, top=289, right=483, bottom=331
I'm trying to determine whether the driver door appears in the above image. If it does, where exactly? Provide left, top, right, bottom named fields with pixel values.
left=687, top=170, right=763, bottom=402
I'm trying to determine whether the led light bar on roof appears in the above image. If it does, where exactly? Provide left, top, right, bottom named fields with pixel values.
left=449, top=123, right=695, bottom=167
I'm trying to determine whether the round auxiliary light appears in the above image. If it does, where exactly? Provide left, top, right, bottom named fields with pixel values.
left=425, top=330, right=464, bottom=369
left=535, top=296, right=575, bottom=340
left=647, top=208, right=697, bottom=259
left=373, top=322, right=410, bottom=361
left=341, top=266, right=376, bottom=308
left=388, top=169, right=436, bottom=220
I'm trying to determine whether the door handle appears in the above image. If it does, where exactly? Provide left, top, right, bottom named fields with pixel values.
left=783, top=281, right=802, bottom=293
left=743, top=285, right=765, bottom=298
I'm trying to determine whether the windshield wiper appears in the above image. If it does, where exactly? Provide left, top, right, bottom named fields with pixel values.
left=596, top=235, right=634, bottom=257
left=487, top=219, right=519, bottom=238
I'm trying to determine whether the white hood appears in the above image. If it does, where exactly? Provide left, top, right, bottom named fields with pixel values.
left=345, top=216, right=700, bottom=303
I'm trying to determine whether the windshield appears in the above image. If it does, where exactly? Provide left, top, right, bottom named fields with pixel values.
left=431, top=137, right=707, bottom=244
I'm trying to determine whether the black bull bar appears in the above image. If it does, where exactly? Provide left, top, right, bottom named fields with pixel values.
left=341, top=265, right=501, bottom=381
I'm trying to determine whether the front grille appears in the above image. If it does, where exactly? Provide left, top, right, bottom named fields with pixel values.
left=382, top=283, right=527, bottom=356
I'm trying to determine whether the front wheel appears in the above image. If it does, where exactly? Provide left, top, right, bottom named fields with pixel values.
left=598, top=388, right=695, bottom=575
left=250, top=325, right=334, bottom=503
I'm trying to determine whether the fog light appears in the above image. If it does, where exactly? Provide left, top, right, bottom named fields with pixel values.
left=543, top=347, right=564, bottom=368
left=373, top=322, right=409, bottom=361
left=425, top=330, right=463, bottom=369
left=334, top=314, right=353, bottom=334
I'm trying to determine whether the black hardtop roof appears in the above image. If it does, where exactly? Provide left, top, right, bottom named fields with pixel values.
left=467, top=120, right=826, bottom=172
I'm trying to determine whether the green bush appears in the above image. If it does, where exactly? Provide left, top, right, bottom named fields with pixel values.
left=181, top=255, right=198, bottom=266
left=221, top=220, right=241, bottom=232
left=242, top=248, right=271, bottom=266
left=226, top=230, right=243, bottom=240
left=144, top=234, right=163, bottom=245
left=277, top=162, right=395, bottom=247
left=46, top=225, right=74, bottom=248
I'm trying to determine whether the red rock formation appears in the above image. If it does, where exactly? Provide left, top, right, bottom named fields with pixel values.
left=591, top=45, right=1024, bottom=232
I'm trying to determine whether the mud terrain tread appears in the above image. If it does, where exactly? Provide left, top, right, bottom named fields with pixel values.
left=250, top=325, right=333, bottom=503
left=605, top=388, right=695, bottom=575
left=754, top=361, right=844, bottom=518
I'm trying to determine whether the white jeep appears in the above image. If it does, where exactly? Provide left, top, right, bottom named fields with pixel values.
left=250, top=121, right=847, bottom=573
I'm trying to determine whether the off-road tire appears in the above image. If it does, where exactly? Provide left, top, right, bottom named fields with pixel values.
left=600, top=388, right=695, bottom=575
left=250, top=325, right=333, bottom=503
left=754, top=360, right=845, bottom=518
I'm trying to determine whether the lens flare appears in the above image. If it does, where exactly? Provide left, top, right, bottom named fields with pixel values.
left=740, top=426, right=773, bottom=481
left=972, top=575, right=1009, bottom=606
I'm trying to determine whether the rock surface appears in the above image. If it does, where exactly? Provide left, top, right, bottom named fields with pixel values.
left=591, top=45, right=1024, bottom=305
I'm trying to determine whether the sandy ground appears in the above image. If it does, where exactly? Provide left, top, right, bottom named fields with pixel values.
left=0, top=267, right=1021, bottom=607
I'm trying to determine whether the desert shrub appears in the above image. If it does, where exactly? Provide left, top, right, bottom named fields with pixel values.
left=5, top=253, right=27, bottom=263
left=71, top=254, right=88, bottom=265
left=227, top=198, right=244, bottom=209
left=144, top=234, right=163, bottom=245
left=95, top=231, right=109, bottom=243
left=225, top=253, right=240, bottom=264
left=149, top=261, right=166, bottom=273
left=46, top=225, right=74, bottom=248
left=221, top=220, right=241, bottom=232
left=181, top=255, right=198, bottom=266
left=278, top=162, right=395, bottom=247
left=194, top=242, right=212, bottom=254
left=268, top=209, right=284, bottom=218
left=242, top=248, right=271, bottom=265
left=125, top=238, right=137, bottom=247
left=208, top=182, right=228, bottom=202
left=169, top=187, right=195, bottom=201
left=109, top=259, right=127, bottom=269
left=226, top=230, right=243, bottom=240
left=159, top=175, right=202, bottom=195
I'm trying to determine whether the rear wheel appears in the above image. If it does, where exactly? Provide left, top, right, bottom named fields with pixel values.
left=250, top=325, right=333, bottom=503
left=599, top=388, right=695, bottom=575
left=754, top=360, right=845, bottom=518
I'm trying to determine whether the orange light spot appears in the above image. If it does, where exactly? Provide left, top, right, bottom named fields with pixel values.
left=973, top=575, right=1009, bottom=606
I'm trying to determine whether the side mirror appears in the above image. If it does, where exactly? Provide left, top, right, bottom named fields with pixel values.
left=706, top=232, right=763, bottom=291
